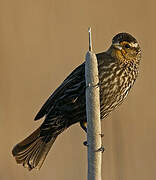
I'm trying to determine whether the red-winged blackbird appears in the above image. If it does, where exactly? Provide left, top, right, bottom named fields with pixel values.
left=12, top=32, right=141, bottom=170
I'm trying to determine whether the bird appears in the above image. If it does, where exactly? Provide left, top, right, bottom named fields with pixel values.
left=12, top=32, right=141, bottom=171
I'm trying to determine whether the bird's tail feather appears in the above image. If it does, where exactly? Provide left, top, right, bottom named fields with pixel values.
left=12, top=127, right=57, bottom=170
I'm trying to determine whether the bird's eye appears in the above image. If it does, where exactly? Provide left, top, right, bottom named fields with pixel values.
left=125, top=44, right=131, bottom=48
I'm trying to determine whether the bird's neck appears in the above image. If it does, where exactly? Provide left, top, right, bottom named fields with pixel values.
left=106, top=46, right=140, bottom=68
left=106, top=46, right=140, bottom=82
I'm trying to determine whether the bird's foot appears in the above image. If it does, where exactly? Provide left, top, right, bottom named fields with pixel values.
left=86, top=82, right=100, bottom=89
left=99, top=133, right=104, bottom=138
left=96, top=145, right=105, bottom=153
left=83, top=141, right=88, bottom=146
left=93, top=82, right=100, bottom=88
left=83, top=141, right=105, bottom=153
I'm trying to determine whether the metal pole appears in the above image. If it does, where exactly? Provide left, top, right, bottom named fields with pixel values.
left=85, top=28, right=102, bottom=180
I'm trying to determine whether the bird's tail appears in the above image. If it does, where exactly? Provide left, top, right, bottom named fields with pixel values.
left=12, top=127, right=58, bottom=171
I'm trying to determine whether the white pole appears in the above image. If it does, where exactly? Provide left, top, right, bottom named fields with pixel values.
left=85, top=28, right=102, bottom=180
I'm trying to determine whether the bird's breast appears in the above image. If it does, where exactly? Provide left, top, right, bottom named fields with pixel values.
left=99, top=63, right=138, bottom=119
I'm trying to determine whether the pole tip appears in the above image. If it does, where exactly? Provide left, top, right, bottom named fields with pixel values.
left=88, top=27, right=91, bottom=34
left=88, top=27, right=92, bottom=51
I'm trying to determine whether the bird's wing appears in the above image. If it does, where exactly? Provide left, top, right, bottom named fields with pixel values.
left=34, top=63, right=85, bottom=120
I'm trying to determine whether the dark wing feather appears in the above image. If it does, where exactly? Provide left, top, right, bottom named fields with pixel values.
left=34, top=63, right=85, bottom=120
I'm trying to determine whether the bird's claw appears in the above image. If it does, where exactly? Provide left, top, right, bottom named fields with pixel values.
left=86, top=83, right=100, bottom=89
left=96, top=146, right=105, bottom=153
left=84, top=141, right=105, bottom=153
left=99, top=133, right=104, bottom=138
left=93, top=82, right=100, bottom=88
left=83, top=141, right=88, bottom=146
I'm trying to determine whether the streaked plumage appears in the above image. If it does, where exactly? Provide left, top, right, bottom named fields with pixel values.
left=12, top=32, right=141, bottom=170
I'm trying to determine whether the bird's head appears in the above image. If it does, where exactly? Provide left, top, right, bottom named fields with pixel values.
left=109, top=32, right=141, bottom=64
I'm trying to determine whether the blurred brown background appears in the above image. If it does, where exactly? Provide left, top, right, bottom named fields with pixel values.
left=0, top=0, right=155, bottom=180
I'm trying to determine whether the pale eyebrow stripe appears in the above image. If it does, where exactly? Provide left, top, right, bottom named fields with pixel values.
left=130, top=42, right=138, bottom=48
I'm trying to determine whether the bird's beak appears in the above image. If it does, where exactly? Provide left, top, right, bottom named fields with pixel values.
left=113, top=43, right=122, bottom=50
